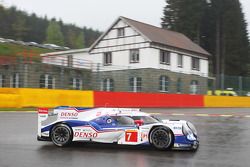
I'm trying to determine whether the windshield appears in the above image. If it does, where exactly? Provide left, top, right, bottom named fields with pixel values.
left=131, top=116, right=159, bottom=124
left=111, top=116, right=135, bottom=126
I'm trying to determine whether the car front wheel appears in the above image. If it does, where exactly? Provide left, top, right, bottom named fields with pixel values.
left=149, top=126, right=174, bottom=150
left=51, top=123, right=73, bottom=147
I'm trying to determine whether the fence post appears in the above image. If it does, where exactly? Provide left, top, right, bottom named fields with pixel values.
left=239, top=76, right=242, bottom=96
left=60, top=67, right=64, bottom=89
left=221, top=74, right=224, bottom=91
left=23, top=64, right=28, bottom=87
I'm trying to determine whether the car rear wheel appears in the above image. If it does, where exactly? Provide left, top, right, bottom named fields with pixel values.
left=149, top=126, right=174, bottom=150
left=51, top=124, right=73, bottom=147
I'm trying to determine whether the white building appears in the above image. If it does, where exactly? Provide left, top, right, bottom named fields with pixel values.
left=41, top=16, right=210, bottom=94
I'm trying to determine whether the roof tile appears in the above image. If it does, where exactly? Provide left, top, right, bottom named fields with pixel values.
left=121, top=16, right=210, bottom=57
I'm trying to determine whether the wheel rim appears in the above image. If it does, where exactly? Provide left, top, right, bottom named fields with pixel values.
left=151, top=128, right=171, bottom=149
left=52, top=126, right=70, bottom=145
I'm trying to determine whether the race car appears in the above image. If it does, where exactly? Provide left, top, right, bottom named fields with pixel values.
left=37, top=107, right=199, bottom=151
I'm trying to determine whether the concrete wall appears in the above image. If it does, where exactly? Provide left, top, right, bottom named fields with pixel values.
left=1, top=88, right=250, bottom=108
left=94, top=68, right=208, bottom=94
left=0, top=88, right=93, bottom=108
left=0, top=63, right=92, bottom=90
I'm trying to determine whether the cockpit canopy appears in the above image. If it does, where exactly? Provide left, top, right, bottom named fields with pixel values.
left=92, top=115, right=159, bottom=127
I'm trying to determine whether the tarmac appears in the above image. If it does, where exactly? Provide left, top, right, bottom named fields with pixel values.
left=0, top=108, right=250, bottom=167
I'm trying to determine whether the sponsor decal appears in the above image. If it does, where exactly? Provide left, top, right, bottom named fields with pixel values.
left=59, top=112, right=79, bottom=119
left=38, top=108, right=48, bottom=114
left=141, top=133, right=148, bottom=140
left=74, top=132, right=98, bottom=138
left=96, top=111, right=102, bottom=116
left=60, top=112, right=78, bottom=117
left=106, top=118, right=112, bottom=124
left=173, top=126, right=182, bottom=130
left=125, top=130, right=138, bottom=142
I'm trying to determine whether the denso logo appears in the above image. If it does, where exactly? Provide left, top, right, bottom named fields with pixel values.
left=74, top=132, right=98, bottom=138
left=173, top=126, right=182, bottom=130
left=60, top=112, right=78, bottom=117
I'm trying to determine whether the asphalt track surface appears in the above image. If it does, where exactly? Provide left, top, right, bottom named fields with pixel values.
left=1, top=108, right=250, bottom=167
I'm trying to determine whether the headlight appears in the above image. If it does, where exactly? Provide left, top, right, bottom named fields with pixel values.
left=182, top=122, right=198, bottom=141
left=182, top=124, right=192, bottom=136
left=187, top=133, right=196, bottom=141
left=182, top=122, right=197, bottom=136
left=187, top=122, right=197, bottom=136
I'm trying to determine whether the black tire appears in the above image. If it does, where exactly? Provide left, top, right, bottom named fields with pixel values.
left=51, top=123, right=73, bottom=147
left=149, top=126, right=174, bottom=150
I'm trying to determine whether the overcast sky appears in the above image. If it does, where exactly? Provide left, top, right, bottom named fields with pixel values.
left=1, top=0, right=250, bottom=33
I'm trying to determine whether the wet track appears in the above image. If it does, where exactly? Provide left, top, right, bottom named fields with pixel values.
left=1, top=108, right=250, bottom=167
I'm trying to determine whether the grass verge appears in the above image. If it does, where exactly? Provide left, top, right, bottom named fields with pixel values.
left=0, top=108, right=36, bottom=112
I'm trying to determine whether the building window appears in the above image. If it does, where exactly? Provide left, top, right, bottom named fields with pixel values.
left=192, top=57, right=200, bottom=71
left=68, top=55, right=73, bottom=67
left=177, top=54, right=183, bottom=68
left=0, top=74, right=5, bottom=87
left=159, top=75, right=169, bottom=92
left=70, top=78, right=82, bottom=90
left=117, top=28, right=125, bottom=37
left=130, top=49, right=140, bottom=63
left=10, top=73, right=20, bottom=88
left=102, top=78, right=114, bottom=91
left=129, top=77, right=142, bottom=92
left=160, top=50, right=170, bottom=65
left=177, top=78, right=182, bottom=93
left=104, top=52, right=112, bottom=65
left=40, top=74, right=55, bottom=89
left=190, top=80, right=199, bottom=94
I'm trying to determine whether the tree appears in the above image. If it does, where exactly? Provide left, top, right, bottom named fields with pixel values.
left=0, top=5, right=101, bottom=48
left=161, top=0, right=180, bottom=30
left=220, top=0, right=249, bottom=76
left=83, top=27, right=102, bottom=47
left=162, top=0, right=208, bottom=44
left=66, top=28, right=77, bottom=48
left=75, top=31, right=85, bottom=49
left=12, top=14, right=29, bottom=40
left=161, top=0, right=250, bottom=77
left=25, top=13, right=48, bottom=43
left=45, top=20, right=65, bottom=46
left=0, top=5, right=6, bottom=37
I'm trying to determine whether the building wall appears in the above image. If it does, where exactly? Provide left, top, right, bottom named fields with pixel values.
left=88, top=19, right=209, bottom=78
left=88, top=46, right=208, bottom=78
left=151, top=44, right=209, bottom=77
left=95, top=68, right=207, bottom=94
left=91, top=20, right=148, bottom=55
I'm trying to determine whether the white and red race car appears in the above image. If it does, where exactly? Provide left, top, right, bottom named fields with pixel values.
left=37, top=107, right=199, bottom=150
